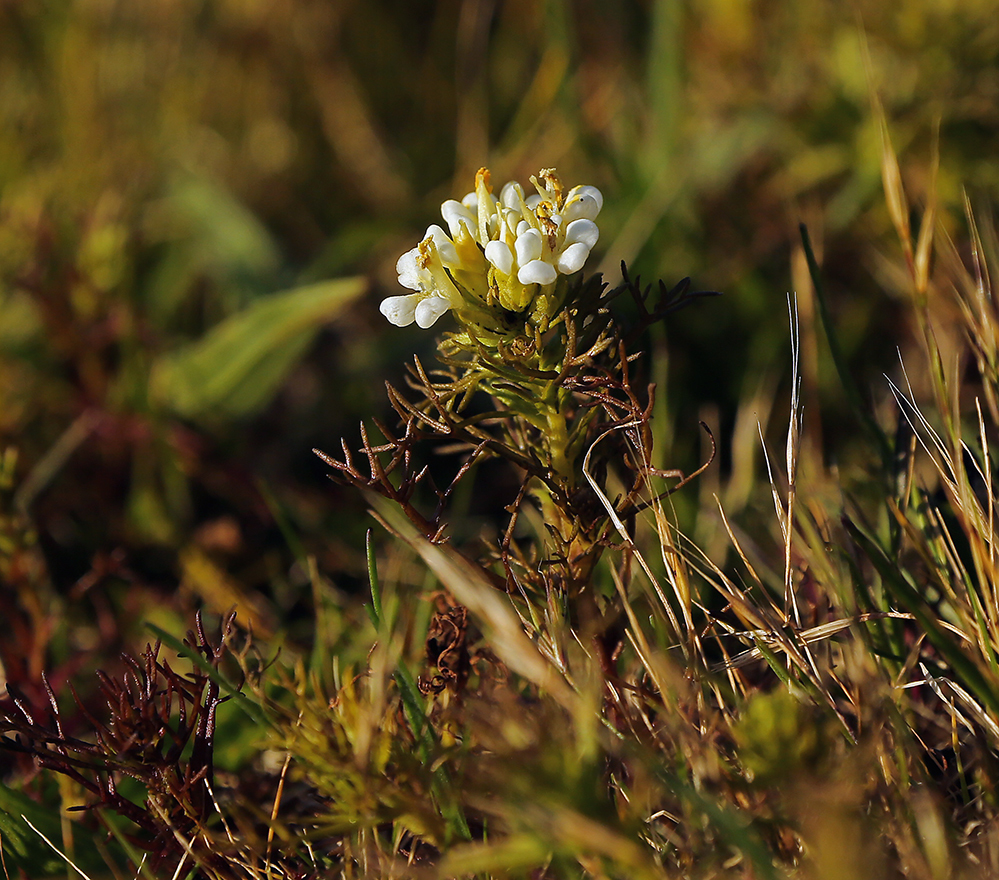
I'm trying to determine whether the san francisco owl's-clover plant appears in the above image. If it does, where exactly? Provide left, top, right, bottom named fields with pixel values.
left=320, top=167, right=714, bottom=598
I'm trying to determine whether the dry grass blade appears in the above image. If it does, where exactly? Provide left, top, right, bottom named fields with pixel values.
left=19, top=815, right=93, bottom=880
left=371, top=497, right=578, bottom=712
left=581, top=420, right=689, bottom=651
left=709, top=612, right=916, bottom=673
left=783, top=293, right=803, bottom=625
left=870, top=81, right=913, bottom=273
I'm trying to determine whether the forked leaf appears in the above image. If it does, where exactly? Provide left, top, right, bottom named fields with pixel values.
left=145, top=622, right=267, bottom=726
left=151, top=277, right=366, bottom=421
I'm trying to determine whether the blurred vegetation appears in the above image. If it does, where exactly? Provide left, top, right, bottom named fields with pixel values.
left=2, top=0, right=999, bottom=877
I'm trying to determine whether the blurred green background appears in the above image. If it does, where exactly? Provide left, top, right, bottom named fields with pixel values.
left=1, top=0, right=997, bottom=680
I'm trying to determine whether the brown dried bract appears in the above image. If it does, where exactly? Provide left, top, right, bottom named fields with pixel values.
left=417, top=604, right=469, bottom=696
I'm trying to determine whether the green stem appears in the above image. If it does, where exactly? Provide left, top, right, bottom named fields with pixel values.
left=545, top=404, right=573, bottom=487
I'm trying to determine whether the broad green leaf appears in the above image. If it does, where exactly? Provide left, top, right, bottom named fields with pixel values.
left=150, top=277, right=366, bottom=421
left=145, top=177, right=282, bottom=322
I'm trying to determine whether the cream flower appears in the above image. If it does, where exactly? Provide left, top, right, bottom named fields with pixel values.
left=380, top=167, right=602, bottom=329
left=380, top=236, right=462, bottom=329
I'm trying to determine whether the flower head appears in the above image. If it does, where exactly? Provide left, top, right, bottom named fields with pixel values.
left=380, top=236, right=461, bottom=329
left=381, top=167, right=602, bottom=331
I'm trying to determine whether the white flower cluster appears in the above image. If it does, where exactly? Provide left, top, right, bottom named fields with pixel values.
left=380, top=168, right=602, bottom=329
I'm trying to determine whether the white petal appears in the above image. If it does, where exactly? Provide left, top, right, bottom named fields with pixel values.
left=516, top=219, right=531, bottom=237
left=380, top=294, right=418, bottom=326
left=563, top=195, right=600, bottom=223
left=525, top=194, right=543, bottom=210
left=515, top=228, right=542, bottom=266
left=424, top=225, right=458, bottom=264
left=484, top=240, right=514, bottom=276
left=564, top=218, right=599, bottom=249
left=499, top=205, right=514, bottom=221
left=461, top=192, right=478, bottom=209
left=414, top=295, right=451, bottom=328
left=567, top=184, right=603, bottom=214
left=518, top=259, right=557, bottom=286
left=395, top=248, right=423, bottom=290
left=557, top=242, right=590, bottom=274
left=484, top=212, right=499, bottom=239
left=441, top=200, right=476, bottom=239
left=500, top=182, right=524, bottom=208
